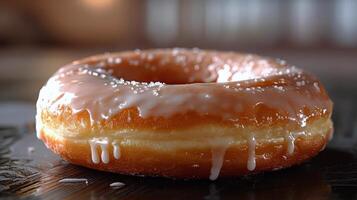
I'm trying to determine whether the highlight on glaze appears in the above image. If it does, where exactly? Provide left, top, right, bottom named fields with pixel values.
left=36, top=48, right=329, bottom=125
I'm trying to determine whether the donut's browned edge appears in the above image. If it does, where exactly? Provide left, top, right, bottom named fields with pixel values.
left=38, top=119, right=331, bottom=179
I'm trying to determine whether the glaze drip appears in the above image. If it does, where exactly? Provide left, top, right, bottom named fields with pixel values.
left=99, top=142, right=109, bottom=164
left=88, top=139, right=100, bottom=164
left=247, top=135, right=256, bottom=171
left=112, top=141, right=121, bottom=160
left=285, top=131, right=308, bottom=156
left=209, top=139, right=231, bottom=181
left=89, top=138, right=120, bottom=164
left=286, top=132, right=296, bottom=155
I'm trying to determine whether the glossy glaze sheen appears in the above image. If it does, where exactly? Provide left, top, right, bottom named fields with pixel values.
left=36, top=48, right=332, bottom=130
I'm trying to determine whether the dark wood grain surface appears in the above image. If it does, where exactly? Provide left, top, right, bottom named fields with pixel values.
left=1, top=49, right=357, bottom=199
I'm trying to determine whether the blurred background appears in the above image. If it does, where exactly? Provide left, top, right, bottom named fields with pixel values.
left=0, top=0, right=357, bottom=102
left=2, top=2, right=357, bottom=198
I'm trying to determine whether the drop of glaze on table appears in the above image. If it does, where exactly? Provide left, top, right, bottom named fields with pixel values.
left=27, top=146, right=35, bottom=155
left=110, top=182, right=125, bottom=188
left=59, top=178, right=88, bottom=184
left=247, top=135, right=256, bottom=171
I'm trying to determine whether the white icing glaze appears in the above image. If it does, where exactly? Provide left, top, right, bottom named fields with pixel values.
left=285, top=131, right=307, bottom=156
left=89, top=138, right=109, bottom=164
left=99, top=142, right=109, bottom=164
left=209, top=148, right=226, bottom=181
left=88, top=139, right=100, bottom=164
left=89, top=138, right=121, bottom=164
left=247, top=135, right=256, bottom=171
left=286, top=132, right=296, bottom=155
left=36, top=49, right=331, bottom=127
left=112, top=141, right=121, bottom=160
left=209, top=139, right=231, bottom=181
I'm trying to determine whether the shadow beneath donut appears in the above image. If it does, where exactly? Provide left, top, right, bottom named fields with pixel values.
left=33, top=148, right=356, bottom=200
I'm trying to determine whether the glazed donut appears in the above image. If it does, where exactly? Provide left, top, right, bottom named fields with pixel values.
left=36, top=48, right=333, bottom=180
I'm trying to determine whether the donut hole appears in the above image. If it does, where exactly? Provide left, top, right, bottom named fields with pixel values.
left=103, top=51, right=281, bottom=85
left=107, top=63, right=207, bottom=84
left=106, top=58, right=215, bottom=84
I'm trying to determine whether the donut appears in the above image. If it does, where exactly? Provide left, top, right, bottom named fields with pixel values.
left=36, top=48, right=333, bottom=180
